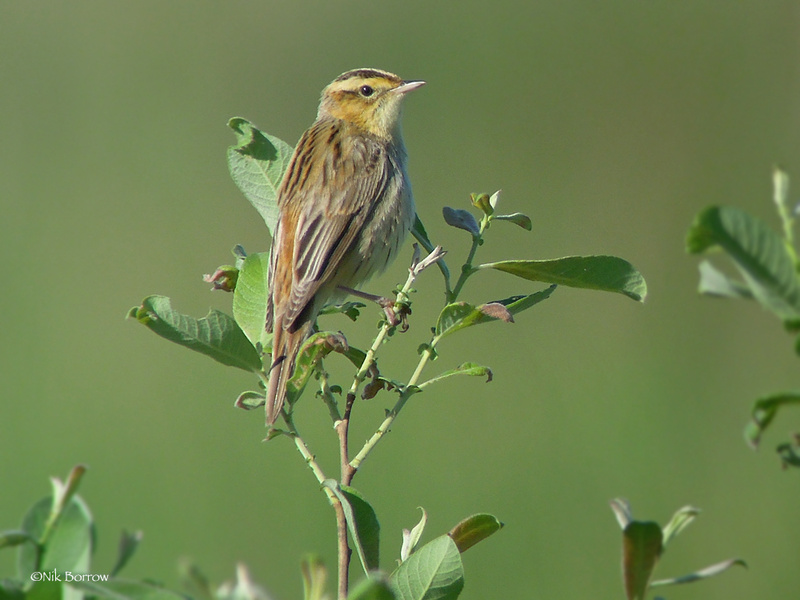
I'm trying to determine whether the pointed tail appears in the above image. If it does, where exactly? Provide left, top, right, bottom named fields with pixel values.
left=266, top=325, right=307, bottom=425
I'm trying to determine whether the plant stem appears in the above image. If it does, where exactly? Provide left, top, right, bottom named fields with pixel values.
left=338, top=247, right=443, bottom=476
left=447, top=216, right=489, bottom=303
left=319, top=246, right=441, bottom=596
left=349, top=339, right=438, bottom=471
left=349, top=225, right=487, bottom=468
left=337, top=285, right=406, bottom=484
left=348, top=316, right=396, bottom=396
left=276, top=246, right=445, bottom=598
left=319, top=368, right=342, bottom=423
left=281, top=410, right=350, bottom=599
left=333, top=502, right=350, bottom=600
left=337, top=392, right=356, bottom=486
left=282, top=412, right=330, bottom=491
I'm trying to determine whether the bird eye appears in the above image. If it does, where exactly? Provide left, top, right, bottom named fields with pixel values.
left=359, top=85, right=374, bottom=97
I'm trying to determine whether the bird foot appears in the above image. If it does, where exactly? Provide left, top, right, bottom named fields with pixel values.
left=338, top=286, right=410, bottom=331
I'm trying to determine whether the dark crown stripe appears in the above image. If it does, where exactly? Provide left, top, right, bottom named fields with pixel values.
left=334, top=68, right=400, bottom=83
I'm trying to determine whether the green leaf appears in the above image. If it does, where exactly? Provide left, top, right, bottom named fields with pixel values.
left=435, top=303, right=478, bottom=338
left=687, top=205, right=800, bottom=321
left=67, top=579, right=187, bottom=600
left=650, top=558, right=747, bottom=587
left=234, top=391, right=266, bottom=411
left=285, top=332, right=355, bottom=404
left=347, top=576, right=396, bottom=600
left=470, top=193, right=493, bottom=216
left=18, top=496, right=94, bottom=581
left=17, top=499, right=51, bottom=574
left=322, top=482, right=380, bottom=574
left=319, top=301, right=367, bottom=322
left=342, top=346, right=368, bottom=370
left=435, top=287, right=556, bottom=339
left=410, top=215, right=434, bottom=252
left=362, top=376, right=410, bottom=400
left=400, top=508, right=427, bottom=563
left=488, top=191, right=500, bottom=211
left=661, top=505, right=700, bottom=548
left=697, top=260, right=753, bottom=299
left=227, top=117, right=293, bottom=236
left=501, top=286, right=558, bottom=313
left=480, top=256, right=647, bottom=302
left=109, top=530, right=143, bottom=577
left=128, top=296, right=262, bottom=372
left=419, top=363, right=492, bottom=390
left=743, top=391, right=800, bottom=448
left=493, top=212, right=532, bottom=231
left=232, top=243, right=248, bottom=266
left=447, top=514, right=503, bottom=553
left=232, top=251, right=272, bottom=350
left=340, top=485, right=381, bottom=571
left=0, top=579, right=25, bottom=600
left=340, top=486, right=381, bottom=573
left=442, top=207, right=480, bottom=236
left=390, top=535, right=464, bottom=600
left=0, top=530, right=34, bottom=549
left=301, top=555, right=328, bottom=600
left=24, top=581, right=62, bottom=600
left=621, top=521, right=663, bottom=600
left=178, top=559, right=214, bottom=600
left=41, top=496, right=94, bottom=575
left=776, top=442, right=800, bottom=468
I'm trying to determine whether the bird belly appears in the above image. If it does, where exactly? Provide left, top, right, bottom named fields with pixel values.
left=343, top=178, right=415, bottom=290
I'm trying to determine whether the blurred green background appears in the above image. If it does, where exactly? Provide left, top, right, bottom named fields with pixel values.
left=2, top=2, right=799, bottom=598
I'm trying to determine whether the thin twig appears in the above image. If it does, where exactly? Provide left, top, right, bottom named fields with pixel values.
left=280, top=409, right=350, bottom=599
left=344, top=246, right=444, bottom=405
left=349, top=343, right=436, bottom=471
left=337, top=393, right=357, bottom=485
left=339, top=247, right=445, bottom=477
left=333, top=501, right=350, bottom=600
left=281, top=411, right=329, bottom=489
left=350, top=234, right=486, bottom=470
left=411, top=224, right=452, bottom=297
left=447, top=216, right=488, bottom=302
left=319, top=369, right=342, bottom=423
left=277, top=245, right=446, bottom=599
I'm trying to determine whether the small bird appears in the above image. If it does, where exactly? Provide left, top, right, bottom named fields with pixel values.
left=265, top=68, right=425, bottom=425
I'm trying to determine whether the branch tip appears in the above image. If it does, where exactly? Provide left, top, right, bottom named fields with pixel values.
left=413, top=246, right=447, bottom=276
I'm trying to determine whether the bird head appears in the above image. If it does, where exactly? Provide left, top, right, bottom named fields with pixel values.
left=318, top=68, right=425, bottom=140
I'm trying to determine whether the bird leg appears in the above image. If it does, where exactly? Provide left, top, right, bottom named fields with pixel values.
left=337, top=286, right=409, bottom=330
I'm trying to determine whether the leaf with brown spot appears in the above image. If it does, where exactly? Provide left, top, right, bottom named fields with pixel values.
left=479, top=302, right=514, bottom=323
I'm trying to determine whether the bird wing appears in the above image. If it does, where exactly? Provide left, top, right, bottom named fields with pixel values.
left=268, top=120, right=393, bottom=332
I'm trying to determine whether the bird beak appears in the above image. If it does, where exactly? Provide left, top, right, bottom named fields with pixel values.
left=393, top=80, right=426, bottom=94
